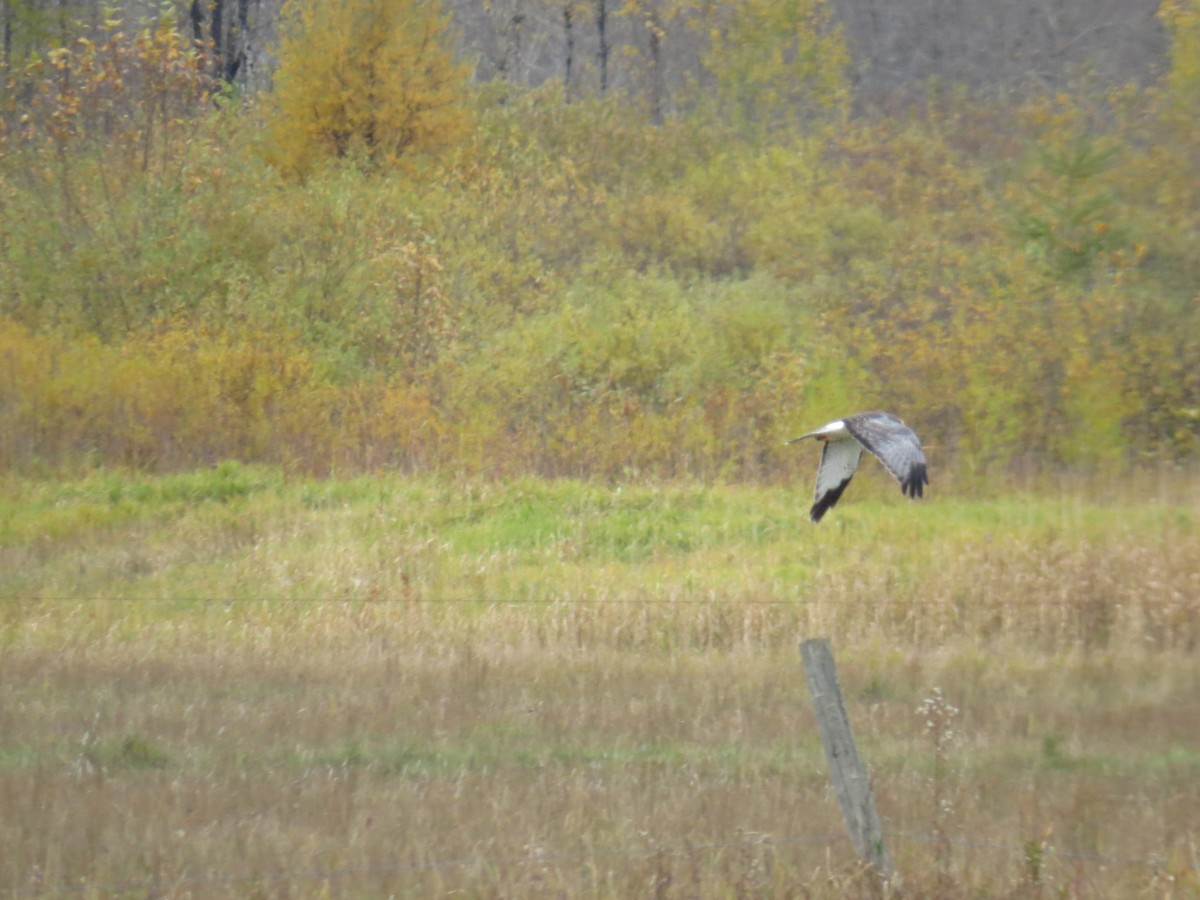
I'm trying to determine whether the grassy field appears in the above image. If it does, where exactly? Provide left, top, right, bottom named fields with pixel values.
left=2, top=464, right=1199, bottom=897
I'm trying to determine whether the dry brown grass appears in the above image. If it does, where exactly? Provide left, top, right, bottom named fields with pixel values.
left=1, top=471, right=1199, bottom=896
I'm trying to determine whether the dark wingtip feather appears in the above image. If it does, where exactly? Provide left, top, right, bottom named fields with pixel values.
left=901, top=463, right=929, bottom=499
left=810, top=477, right=852, bottom=523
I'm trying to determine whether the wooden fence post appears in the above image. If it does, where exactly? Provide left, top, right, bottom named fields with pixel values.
left=800, top=638, right=895, bottom=886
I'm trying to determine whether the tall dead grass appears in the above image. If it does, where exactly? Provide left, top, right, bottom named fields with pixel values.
left=1, top=476, right=1198, bottom=895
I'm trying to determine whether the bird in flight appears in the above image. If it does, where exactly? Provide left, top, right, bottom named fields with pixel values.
left=787, top=411, right=929, bottom=523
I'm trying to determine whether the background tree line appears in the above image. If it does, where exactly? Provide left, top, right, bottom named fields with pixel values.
left=0, top=0, right=1196, bottom=480
left=1, top=0, right=1169, bottom=102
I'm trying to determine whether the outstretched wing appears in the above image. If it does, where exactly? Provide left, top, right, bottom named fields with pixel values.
left=842, top=412, right=929, bottom=499
left=810, top=437, right=864, bottom=523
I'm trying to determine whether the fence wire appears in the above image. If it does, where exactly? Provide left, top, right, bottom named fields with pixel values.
left=6, top=594, right=1196, bottom=607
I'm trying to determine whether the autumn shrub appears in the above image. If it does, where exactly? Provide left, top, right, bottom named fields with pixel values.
left=419, top=86, right=682, bottom=323
left=700, top=0, right=851, bottom=133
left=0, top=319, right=315, bottom=472
left=439, top=272, right=816, bottom=480
left=0, top=132, right=277, bottom=338
left=0, top=312, right=472, bottom=476
left=791, top=96, right=1199, bottom=469
left=0, top=13, right=269, bottom=339
left=262, top=0, right=472, bottom=179
left=235, top=167, right=458, bottom=377
left=2, top=13, right=212, bottom=164
left=1102, top=2, right=1200, bottom=458
left=1004, top=83, right=1198, bottom=462
left=666, top=138, right=896, bottom=280
left=465, top=83, right=698, bottom=198
left=1115, top=290, right=1200, bottom=460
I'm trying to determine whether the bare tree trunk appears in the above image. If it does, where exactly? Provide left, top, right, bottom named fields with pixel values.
left=186, top=0, right=260, bottom=85
left=646, top=11, right=663, bottom=124
left=189, top=0, right=204, bottom=46
left=55, top=0, right=70, bottom=46
left=2, top=0, right=12, bottom=72
left=223, top=0, right=250, bottom=81
left=503, top=12, right=524, bottom=80
left=563, top=3, right=573, bottom=98
left=595, top=0, right=608, bottom=93
left=210, top=0, right=226, bottom=77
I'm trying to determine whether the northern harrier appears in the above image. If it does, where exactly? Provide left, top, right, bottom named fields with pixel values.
left=787, top=411, right=929, bottom=523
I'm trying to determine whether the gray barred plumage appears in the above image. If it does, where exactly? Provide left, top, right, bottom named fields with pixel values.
left=787, top=411, right=929, bottom=523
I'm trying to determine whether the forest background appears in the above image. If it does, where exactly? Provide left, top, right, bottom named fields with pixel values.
left=1, top=0, right=1197, bottom=483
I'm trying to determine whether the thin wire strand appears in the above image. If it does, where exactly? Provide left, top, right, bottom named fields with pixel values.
left=5, top=594, right=1193, bottom=607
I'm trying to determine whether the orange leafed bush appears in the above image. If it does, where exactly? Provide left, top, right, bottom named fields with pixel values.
left=0, top=319, right=450, bottom=475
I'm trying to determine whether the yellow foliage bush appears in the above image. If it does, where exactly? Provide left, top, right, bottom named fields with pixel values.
left=0, top=319, right=448, bottom=474
left=263, top=0, right=472, bottom=178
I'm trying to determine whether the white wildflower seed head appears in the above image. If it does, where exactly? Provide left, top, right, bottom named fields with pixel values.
left=917, top=687, right=960, bottom=743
